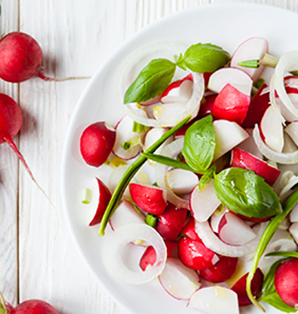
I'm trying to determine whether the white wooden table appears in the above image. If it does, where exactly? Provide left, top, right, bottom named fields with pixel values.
left=0, top=0, right=297, bottom=313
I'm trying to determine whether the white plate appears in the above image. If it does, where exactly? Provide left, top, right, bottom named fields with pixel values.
left=61, top=3, right=298, bottom=314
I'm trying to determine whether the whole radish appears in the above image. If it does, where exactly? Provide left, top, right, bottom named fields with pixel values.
left=0, top=32, right=43, bottom=83
left=274, top=257, right=298, bottom=307
left=0, top=293, right=59, bottom=314
left=0, top=93, right=35, bottom=180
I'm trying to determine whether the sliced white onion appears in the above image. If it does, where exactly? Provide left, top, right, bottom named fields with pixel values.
left=102, top=224, right=167, bottom=284
left=273, top=50, right=298, bottom=118
left=122, top=72, right=204, bottom=127
left=195, top=220, right=267, bottom=257
left=253, top=124, right=298, bottom=164
left=155, top=137, right=190, bottom=209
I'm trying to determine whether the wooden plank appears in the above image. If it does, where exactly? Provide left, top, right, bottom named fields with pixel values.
left=0, top=0, right=20, bottom=307
left=16, top=0, right=298, bottom=313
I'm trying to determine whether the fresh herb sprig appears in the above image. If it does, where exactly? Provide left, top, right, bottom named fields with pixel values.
left=98, top=115, right=191, bottom=236
left=124, top=43, right=230, bottom=104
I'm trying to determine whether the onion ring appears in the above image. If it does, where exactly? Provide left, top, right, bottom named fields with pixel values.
left=155, top=137, right=190, bottom=209
left=102, top=224, right=167, bottom=284
left=195, top=220, right=267, bottom=257
left=253, top=124, right=298, bottom=164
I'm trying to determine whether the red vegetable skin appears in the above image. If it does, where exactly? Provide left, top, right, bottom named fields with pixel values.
left=139, top=240, right=177, bottom=271
left=274, top=258, right=298, bottom=307
left=198, top=255, right=238, bottom=283
left=212, top=83, right=250, bottom=125
left=80, top=122, right=116, bottom=167
left=231, top=268, right=264, bottom=306
left=155, top=203, right=188, bottom=240
left=9, top=299, right=59, bottom=314
left=89, top=178, right=112, bottom=226
left=178, top=237, right=218, bottom=270
left=0, top=93, right=35, bottom=181
left=0, top=32, right=43, bottom=83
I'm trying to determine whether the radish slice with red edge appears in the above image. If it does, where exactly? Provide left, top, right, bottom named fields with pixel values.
left=253, top=124, right=298, bottom=164
left=260, top=106, right=284, bottom=153
left=155, top=138, right=189, bottom=209
left=230, top=37, right=268, bottom=81
left=207, top=67, right=253, bottom=96
left=158, top=257, right=201, bottom=300
left=272, top=50, right=298, bottom=118
left=195, top=220, right=268, bottom=257
left=102, top=223, right=167, bottom=284
left=122, top=72, right=204, bottom=127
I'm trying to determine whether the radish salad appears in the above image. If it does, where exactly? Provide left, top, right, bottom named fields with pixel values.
left=79, top=37, right=298, bottom=314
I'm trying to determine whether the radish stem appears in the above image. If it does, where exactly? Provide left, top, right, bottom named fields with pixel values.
left=98, top=115, right=191, bottom=236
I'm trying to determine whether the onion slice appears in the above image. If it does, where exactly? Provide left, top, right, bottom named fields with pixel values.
left=102, top=224, right=167, bottom=284
left=122, top=72, right=204, bottom=127
left=272, top=50, right=298, bottom=118
left=253, top=124, right=298, bottom=164
left=155, top=137, right=190, bottom=209
left=195, top=220, right=267, bottom=257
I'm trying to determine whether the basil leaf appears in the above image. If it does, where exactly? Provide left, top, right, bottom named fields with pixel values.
left=214, top=167, right=282, bottom=218
left=183, top=43, right=230, bottom=73
left=124, top=58, right=176, bottom=104
left=141, top=152, right=195, bottom=172
left=262, top=292, right=296, bottom=313
left=182, top=115, right=216, bottom=174
left=198, top=164, right=216, bottom=190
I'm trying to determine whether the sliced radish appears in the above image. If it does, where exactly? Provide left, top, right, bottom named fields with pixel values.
left=109, top=200, right=145, bottom=231
left=236, top=129, right=263, bottom=159
left=285, top=121, right=298, bottom=146
left=198, top=255, right=238, bottom=283
left=231, top=37, right=269, bottom=80
left=102, top=224, right=167, bottom=284
left=260, top=106, right=284, bottom=153
left=289, top=222, right=298, bottom=244
left=155, top=203, right=188, bottom=241
left=210, top=205, right=228, bottom=234
left=195, top=220, right=267, bottom=257
left=189, top=180, right=221, bottom=223
left=129, top=183, right=167, bottom=215
left=218, top=212, right=257, bottom=246
left=181, top=217, right=202, bottom=241
left=167, top=168, right=199, bottom=195
left=283, top=132, right=298, bottom=153
left=160, top=74, right=193, bottom=103
left=253, top=124, right=298, bottom=164
left=231, top=268, right=264, bottom=306
left=178, top=236, right=219, bottom=270
left=143, top=127, right=173, bottom=165
left=155, top=138, right=190, bottom=209
left=242, top=83, right=270, bottom=128
left=198, top=94, right=216, bottom=118
left=207, top=67, right=253, bottom=96
left=159, top=257, right=201, bottom=300
left=122, top=72, right=204, bottom=127
left=139, top=240, right=177, bottom=271
left=89, top=178, right=112, bottom=226
left=213, top=120, right=249, bottom=160
left=289, top=203, right=298, bottom=222
left=273, top=50, right=298, bottom=118
left=231, top=147, right=280, bottom=186
left=113, top=115, right=145, bottom=160
left=212, top=83, right=250, bottom=124
left=188, top=286, right=239, bottom=314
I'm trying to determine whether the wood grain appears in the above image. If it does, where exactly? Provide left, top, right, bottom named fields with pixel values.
left=0, top=0, right=297, bottom=313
